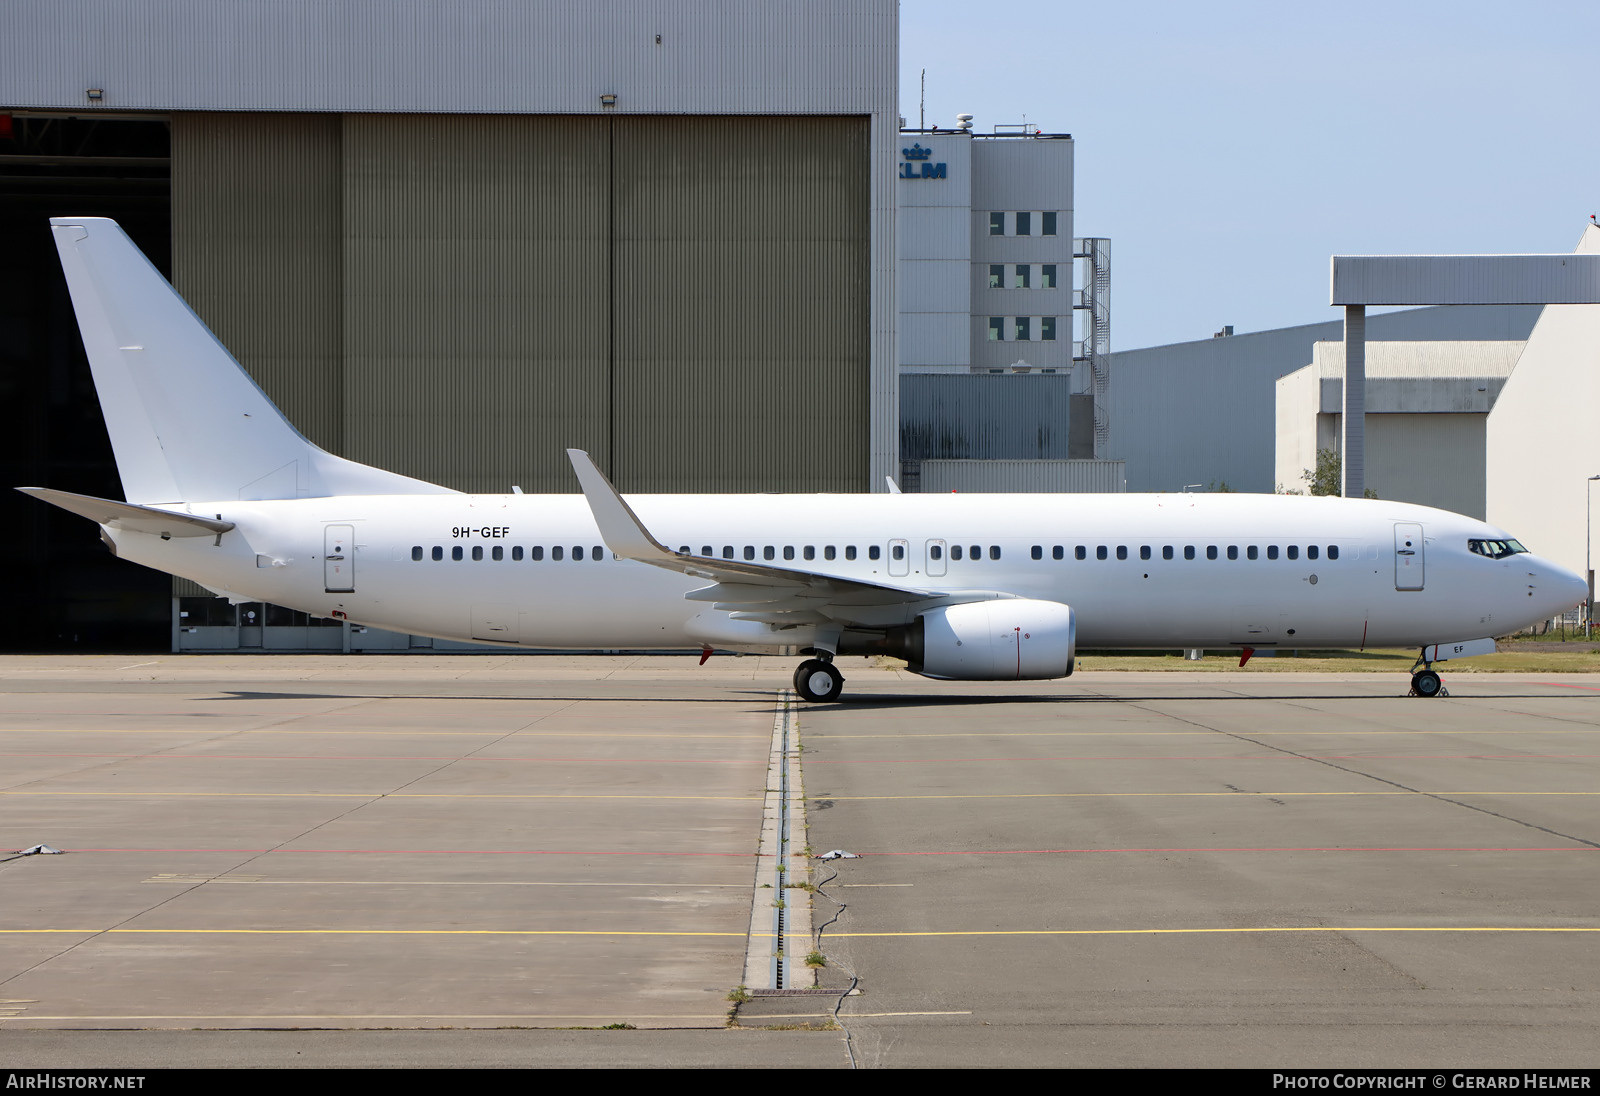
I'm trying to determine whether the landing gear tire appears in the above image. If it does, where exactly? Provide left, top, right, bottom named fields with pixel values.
left=1411, top=669, right=1443, bottom=698
left=793, top=658, right=844, bottom=703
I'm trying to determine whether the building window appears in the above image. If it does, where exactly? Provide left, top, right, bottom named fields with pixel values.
left=988, top=317, right=1004, bottom=341
left=1041, top=317, right=1056, bottom=341
left=1041, top=264, right=1057, bottom=289
left=989, top=264, right=1004, bottom=289
left=1042, top=211, right=1057, bottom=236
left=1015, top=317, right=1030, bottom=341
left=1015, top=264, right=1030, bottom=289
left=989, top=212, right=1005, bottom=236
left=1015, top=211, right=1032, bottom=236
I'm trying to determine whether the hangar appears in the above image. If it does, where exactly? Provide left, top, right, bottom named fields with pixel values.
left=0, top=0, right=899, bottom=649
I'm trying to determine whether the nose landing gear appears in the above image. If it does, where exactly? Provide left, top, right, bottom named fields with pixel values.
left=794, top=657, right=844, bottom=703
left=1409, top=653, right=1447, bottom=698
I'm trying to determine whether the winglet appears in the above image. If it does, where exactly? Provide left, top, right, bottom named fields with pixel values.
left=565, top=450, right=676, bottom=563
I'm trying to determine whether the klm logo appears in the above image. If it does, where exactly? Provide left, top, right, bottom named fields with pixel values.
left=899, top=143, right=946, bottom=180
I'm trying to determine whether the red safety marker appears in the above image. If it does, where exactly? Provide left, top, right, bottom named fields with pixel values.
left=698, top=645, right=713, bottom=666
left=1238, top=646, right=1255, bottom=668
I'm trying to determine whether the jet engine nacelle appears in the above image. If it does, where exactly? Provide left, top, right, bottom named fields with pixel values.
left=913, top=599, right=1076, bottom=681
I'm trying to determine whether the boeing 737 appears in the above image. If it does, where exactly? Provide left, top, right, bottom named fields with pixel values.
left=20, top=218, right=1588, bottom=701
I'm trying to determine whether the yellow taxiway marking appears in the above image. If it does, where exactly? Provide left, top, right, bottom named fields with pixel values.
left=818, top=791, right=1597, bottom=801
left=0, top=791, right=758, bottom=801
left=6, top=926, right=1595, bottom=939
left=0, top=928, right=761, bottom=938
left=0, top=1014, right=728, bottom=1022
left=827, top=926, right=1600, bottom=938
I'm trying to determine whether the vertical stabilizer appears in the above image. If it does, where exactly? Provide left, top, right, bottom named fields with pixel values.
left=49, top=217, right=456, bottom=503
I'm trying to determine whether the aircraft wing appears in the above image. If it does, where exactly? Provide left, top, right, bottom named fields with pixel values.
left=566, top=449, right=989, bottom=627
left=18, top=487, right=235, bottom=539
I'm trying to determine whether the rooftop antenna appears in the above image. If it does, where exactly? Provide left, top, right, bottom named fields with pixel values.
left=919, top=69, right=926, bottom=130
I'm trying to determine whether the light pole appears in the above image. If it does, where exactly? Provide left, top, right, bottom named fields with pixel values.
left=1588, top=475, right=1600, bottom=638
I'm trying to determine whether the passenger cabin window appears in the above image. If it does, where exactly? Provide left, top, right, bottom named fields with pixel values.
left=1226, top=546, right=1237, bottom=560
left=553, top=546, right=564, bottom=561
left=952, top=545, right=964, bottom=561
left=869, top=546, right=881, bottom=561
left=1163, top=546, right=1174, bottom=560
left=1031, top=546, right=1042, bottom=561
left=845, top=546, right=857, bottom=560
left=432, top=546, right=443, bottom=561
left=573, top=546, right=585, bottom=561
left=1075, top=546, right=1087, bottom=560
left=452, top=546, right=464, bottom=561
left=930, top=544, right=943, bottom=560
left=412, top=546, right=423, bottom=561
left=764, top=546, right=775, bottom=560
left=512, top=546, right=523, bottom=561
left=492, top=546, right=503, bottom=561
left=1247, top=546, right=1258, bottom=560
left=723, top=546, right=735, bottom=558
left=891, top=544, right=905, bottom=561
left=825, top=546, right=836, bottom=560
left=1096, top=546, right=1108, bottom=560
left=531, top=546, right=544, bottom=561
left=989, top=546, right=1002, bottom=560
left=594, top=546, right=604, bottom=561
left=1140, top=546, right=1151, bottom=561
left=1052, top=546, right=1064, bottom=560
left=803, top=546, right=815, bottom=560
left=1267, top=546, right=1278, bottom=560
left=1116, top=546, right=1128, bottom=560
left=1287, top=545, right=1299, bottom=560
left=1307, top=545, right=1319, bottom=560
left=472, top=546, right=483, bottom=561
left=744, top=546, right=755, bottom=560
left=1328, top=545, right=1340, bottom=560
left=1206, top=546, right=1217, bottom=560
left=1184, top=546, right=1195, bottom=560
left=701, top=545, right=713, bottom=556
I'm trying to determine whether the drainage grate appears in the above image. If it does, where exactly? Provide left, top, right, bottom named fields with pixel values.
left=749, top=988, right=839, bottom=997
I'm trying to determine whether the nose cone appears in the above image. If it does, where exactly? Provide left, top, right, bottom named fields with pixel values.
left=1539, top=558, right=1589, bottom=616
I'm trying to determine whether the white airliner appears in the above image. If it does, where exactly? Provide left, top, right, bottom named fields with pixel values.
left=20, top=218, right=1588, bottom=701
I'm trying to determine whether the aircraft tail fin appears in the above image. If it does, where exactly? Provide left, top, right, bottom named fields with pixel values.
left=48, top=217, right=456, bottom=504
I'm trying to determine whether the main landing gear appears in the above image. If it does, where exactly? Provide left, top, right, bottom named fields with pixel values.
left=1409, top=653, right=1446, bottom=698
left=793, top=657, right=844, bottom=703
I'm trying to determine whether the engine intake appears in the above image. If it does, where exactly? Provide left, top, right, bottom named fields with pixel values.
left=843, top=600, right=1075, bottom=681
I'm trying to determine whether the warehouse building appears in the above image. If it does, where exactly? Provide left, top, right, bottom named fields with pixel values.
left=0, top=0, right=899, bottom=650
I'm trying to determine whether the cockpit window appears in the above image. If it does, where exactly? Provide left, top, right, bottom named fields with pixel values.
left=1468, top=538, right=1527, bottom=560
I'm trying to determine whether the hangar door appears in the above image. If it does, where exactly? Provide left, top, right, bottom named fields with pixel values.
left=172, top=112, right=869, bottom=497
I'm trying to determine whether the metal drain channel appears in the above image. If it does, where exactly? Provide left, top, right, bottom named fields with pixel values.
left=742, top=690, right=811, bottom=991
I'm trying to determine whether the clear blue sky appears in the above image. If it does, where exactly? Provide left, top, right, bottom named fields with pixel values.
left=901, top=0, right=1599, bottom=350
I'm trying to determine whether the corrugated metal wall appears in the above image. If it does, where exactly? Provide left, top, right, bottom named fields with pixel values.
left=171, top=112, right=868, bottom=495
left=172, top=113, right=343, bottom=452
left=341, top=114, right=610, bottom=490
left=900, top=374, right=1074, bottom=461
left=919, top=459, right=1127, bottom=494
left=613, top=116, right=868, bottom=491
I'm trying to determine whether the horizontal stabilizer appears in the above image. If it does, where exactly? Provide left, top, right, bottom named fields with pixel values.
left=18, top=487, right=234, bottom=538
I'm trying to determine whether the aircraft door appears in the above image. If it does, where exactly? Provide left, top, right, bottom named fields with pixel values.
left=888, top=538, right=910, bottom=577
left=926, top=539, right=947, bottom=577
left=1394, top=523, right=1424, bottom=591
left=325, top=524, right=355, bottom=593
